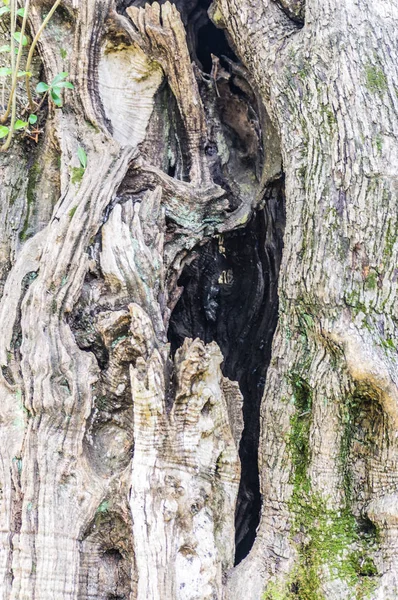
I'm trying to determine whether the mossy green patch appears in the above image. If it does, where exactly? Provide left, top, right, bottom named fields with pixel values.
left=71, top=166, right=85, bottom=185
left=279, top=381, right=379, bottom=599
left=344, top=290, right=368, bottom=316
left=364, top=270, right=377, bottom=291
left=365, top=65, right=387, bottom=94
left=287, top=374, right=313, bottom=493
left=374, top=134, right=383, bottom=153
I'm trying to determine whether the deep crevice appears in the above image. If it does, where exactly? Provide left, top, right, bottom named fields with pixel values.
left=168, top=178, right=285, bottom=563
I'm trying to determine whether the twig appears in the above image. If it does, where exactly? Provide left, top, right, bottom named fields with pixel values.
left=0, top=0, right=16, bottom=151
left=0, top=0, right=30, bottom=124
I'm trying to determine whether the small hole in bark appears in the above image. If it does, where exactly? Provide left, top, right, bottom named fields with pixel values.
left=79, top=512, right=134, bottom=598
left=357, top=515, right=378, bottom=538
left=103, top=548, right=123, bottom=562
left=202, top=399, right=212, bottom=416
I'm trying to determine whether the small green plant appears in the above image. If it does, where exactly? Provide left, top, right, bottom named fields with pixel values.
left=36, top=71, right=74, bottom=108
left=0, top=0, right=73, bottom=151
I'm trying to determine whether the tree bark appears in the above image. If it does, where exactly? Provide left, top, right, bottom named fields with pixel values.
left=0, top=0, right=397, bottom=599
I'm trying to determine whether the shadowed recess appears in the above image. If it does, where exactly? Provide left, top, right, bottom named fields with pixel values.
left=168, top=178, right=285, bottom=563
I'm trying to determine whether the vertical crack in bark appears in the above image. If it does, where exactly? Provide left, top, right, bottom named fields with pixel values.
left=168, top=178, right=285, bottom=562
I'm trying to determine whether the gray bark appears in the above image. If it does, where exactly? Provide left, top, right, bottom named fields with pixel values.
left=0, top=0, right=397, bottom=599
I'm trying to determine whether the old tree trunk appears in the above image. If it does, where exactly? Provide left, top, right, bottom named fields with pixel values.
left=0, top=0, right=398, bottom=598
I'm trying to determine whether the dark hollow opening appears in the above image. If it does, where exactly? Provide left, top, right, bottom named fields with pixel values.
left=168, top=178, right=285, bottom=564
left=195, top=20, right=237, bottom=73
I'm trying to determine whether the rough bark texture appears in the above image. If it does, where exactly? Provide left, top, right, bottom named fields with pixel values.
left=0, top=0, right=397, bottom=599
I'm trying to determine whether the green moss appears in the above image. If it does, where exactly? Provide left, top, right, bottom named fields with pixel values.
left=320, top=105, right=336, bottom=132
left=380, top=336, right=396, bottom=351
left=71, top=166, right=85, bottom=185
left=282, top=382, right=379, bottom=600
left=383, top=220, right=396, bottom=260
left=68, top=206, right=77, bottom=218
left=344, top=290, right=367, bottom=316
left=374, top=134, right=383, bottom=153
left=210, top=5, right=224, bottom=26
left=287, top=374, right=313, bottom=492
left=263, top=581, right=289, bottom=600
left=364, top=270, right=377, bottom=291
left=365, top=65, right=387, bottom=94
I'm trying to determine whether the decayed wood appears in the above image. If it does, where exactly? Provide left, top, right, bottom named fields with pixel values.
left=0, top=1, right=245, bottom=598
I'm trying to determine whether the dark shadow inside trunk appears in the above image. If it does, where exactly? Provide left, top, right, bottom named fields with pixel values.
left=168, top=178, right=285, bottom=563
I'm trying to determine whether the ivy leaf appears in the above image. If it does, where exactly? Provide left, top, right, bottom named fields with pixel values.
left=0, top=125, right=9, bottom=138
left=28, top=114, right=37, bottom=125
left=13, top=32, right=28, bottom=46
left=14, top=119, right=27, bottom=130
left=36, top=81, right=50, bottom=93
left=0, top=6, right=10, bottom=15
left=16, top=7, right=25, bottom=16
left=77, top=146, right=87, bottom=169
left=0, top=66, right=12, bottom=76
left=17, top=70, right=31, bottom=77
left=0, top=45, right=10, bottom=53
left=50, top=89, right=62, bottom=107
left=55, top=81, right=74, bottom=89
left=51, top=71, right=68, bottom=85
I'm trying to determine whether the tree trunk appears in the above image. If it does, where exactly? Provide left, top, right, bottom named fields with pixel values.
left=0, top=0, right=397, bottom=599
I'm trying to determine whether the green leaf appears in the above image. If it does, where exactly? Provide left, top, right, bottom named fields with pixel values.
left=51, top=71, right=68, bottom=85
left=0, top=45, right=10, bottom=53
left=2, top=0, right=9, bottom=6
left=17, top=70, right=31, bottom=77
left=28, top=114, right=37, bottom=125
left=50, top=89, right=62, bottom=107
left=77, top=146, right=87, bottom=169
left=55, top=80, right=74, bottom=89
left=16, top=7, right=25, bottom=16
left=60, top=48, right=67, bottom=59
left=14, top=119, right=27, bottom=130
left=0, top=6, right=10, bottom=15
left=36, top=81, right=50, bottom=93
left=0, top=125, right=9, bottom=138
left=0, top=66, right=12, bottom=76
left=13, top=32, right=28, bottom=46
